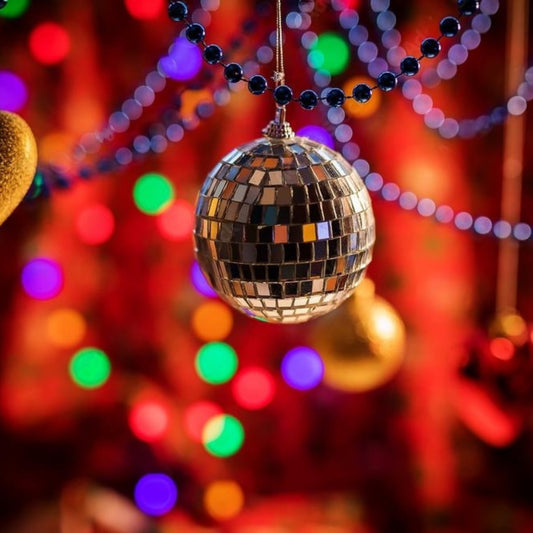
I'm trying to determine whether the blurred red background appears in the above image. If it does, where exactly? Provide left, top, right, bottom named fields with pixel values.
left=1, top=0, right=533, bottom=531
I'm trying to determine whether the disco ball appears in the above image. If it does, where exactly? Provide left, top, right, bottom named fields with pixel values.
left=194, top=125, right=375, bottom=324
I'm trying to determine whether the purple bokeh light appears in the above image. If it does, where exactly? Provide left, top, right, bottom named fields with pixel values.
left=159, top=37, right=202, bottom=81
left=21, top=258, right=63, bottom=300
left=296, top=125, right=334, bottom=149
left=134, top=473, right=178, bottom=517
left=0, top=71, right=28, bottom=112
left=191, top=261, right=217, bottom=298
left=281, top=346, right=324, bottom=391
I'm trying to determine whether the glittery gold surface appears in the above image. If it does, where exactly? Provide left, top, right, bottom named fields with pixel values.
left=194, top=134, right=375, bottom=324
left=0, top=111, right=38, bottom=226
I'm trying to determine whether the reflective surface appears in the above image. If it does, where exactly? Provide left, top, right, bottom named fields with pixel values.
left=194, top=134, right=375, bottom=323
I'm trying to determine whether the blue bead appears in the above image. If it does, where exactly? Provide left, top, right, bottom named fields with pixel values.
left=326, top=88, right=345, bottom=108
left=299, top=89, right=319, bottom=110
left=248, top=75, right=268, bottom=95
left=168, top=1, right=188, bottom=21
left=203, top=44, right=223, bottom=64
left=352, top=83, right=372, bottom=103
left=421, top=38, right=441, bottom=58
left=274, top=85, right=293, bottom=106
left=186, top=23, right=205, bottom=43
left=377, top=71, right=397, bottom=91
left=224, top=63, right=243, bottom=83
left=400, top=56, right=420, bottom=76
left=458, top=0, right=479, bottom=15
left=440, top=17, right=461, bottom=37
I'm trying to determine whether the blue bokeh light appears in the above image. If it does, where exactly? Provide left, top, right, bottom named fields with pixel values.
left=21, top=258, right=63, bottom=300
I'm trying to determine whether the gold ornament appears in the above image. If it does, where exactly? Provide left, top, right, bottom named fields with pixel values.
left=194, top=121, right=375, bottom=323
left=0, top=111, right=38, bottom=225
left=311, top=279, right=406, bottom=392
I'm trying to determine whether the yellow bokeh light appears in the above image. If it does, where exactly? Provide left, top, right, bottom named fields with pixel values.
left=46, top=308, right=87, bottom=348
left=204, top=480, right=244, bottom=521
left=192, top=301, right=233, bottom=342
left=343, top=76, right=381, bottom=119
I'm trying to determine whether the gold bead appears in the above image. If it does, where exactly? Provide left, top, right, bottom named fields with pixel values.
left=0, top=111, right=38, bottom=226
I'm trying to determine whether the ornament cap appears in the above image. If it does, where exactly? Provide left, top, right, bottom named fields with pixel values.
left=262, top=119, right=295, bottom=139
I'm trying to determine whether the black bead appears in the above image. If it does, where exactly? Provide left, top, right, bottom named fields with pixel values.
left=377, top=71, right=397, bottom=92
left=400, top=56, right=420, bottom=76
left=299, top=89, right=319, bottom=110
left=326, top=88, right=346, bottom=108
left=0, top=0, right=7, bottom=9
left=168, top=1, right=188, bottom=21
left=203, top=44, right=223, bottom=64
left=185, top=23, right=205, bottom=43
left=274, top=85, right=293, bottom=106
left=248, top=75, right=268, bottom=95
left=224, top=63, right=243, bottom=83
left=458, top=0, right=480, bottom=15
left=352, top=83, right=372, bottom=103
left=421, top=38, right=441, bottom=58
left=440, top=16, right=461, bottom=37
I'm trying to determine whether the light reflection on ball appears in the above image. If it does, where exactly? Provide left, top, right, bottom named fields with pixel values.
left=194, top=134, right=375, bottom=323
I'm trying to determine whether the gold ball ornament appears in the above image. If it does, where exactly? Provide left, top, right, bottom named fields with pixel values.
left=0, top=111, right=38, bottom=226
left=311, top=279, right=406, bottom=392
left=194, top=121, right=375, bottom=323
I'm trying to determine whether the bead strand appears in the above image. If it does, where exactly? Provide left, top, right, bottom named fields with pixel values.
left=167, top=0, right=481, bottom=110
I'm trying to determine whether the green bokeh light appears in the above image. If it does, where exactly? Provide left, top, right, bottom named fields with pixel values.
left=195, top=342, right=238, bottom=384
left=133, top=173, right=175, bottom=215
left=203, top=414, right=244, bottom=457
left=0, top=0, right=30, bottom=18
left=69, top=347, right=111, bottom=389
left=308, top=33, right=350, bottom=76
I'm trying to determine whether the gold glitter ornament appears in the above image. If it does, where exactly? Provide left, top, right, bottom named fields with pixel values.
left=0, top=111, right=38, bottom=226
left=193, top=120, right=375, bottom=323
left=311, top=279, right=406, bottom=391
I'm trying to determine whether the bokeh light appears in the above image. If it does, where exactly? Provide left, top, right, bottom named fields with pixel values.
left=203, top=414, right=245, bottom=457
left=231, top=368, right=276, bottom=410
left=204, top=480, right=244, bottom=521
left=156, top=199, right=195, bottom=241
left=195, top=342, right=238, bottom=384
left=297, top=125, right=334, bottom=149
left=183, top=401, right=222, bottom=442
left=343, top=76, right=382, bottom=118
left=75, top=204, right=115, bottom=245
left=0, top=71, right=28, bottom=112
left=46, top=308, right=86, bottom=348
left=133, top=173, right=175, bottom=215
left=21, top=258, right=63, bottom=300
left=129, top=400, right=170, bottom=442
left=159, top=37, right=202, bottom=81
left=489, top=337, right=515, bottom=361
left=281, top=346, right=324, bottom=390
left=29, top=23, right=71, bottom=65
left=192, top=301, right=233, bottom=341
left=134, top=474, right=177, bottom=516
left=191, top=261, right=217, bottom=298
left=309, top=32, right=350, bottom=75
left=124, top=0, right=163, bottom=20
left=0, top=0, right=30, bottom=18
left=69, top=347, right=111, bottom=389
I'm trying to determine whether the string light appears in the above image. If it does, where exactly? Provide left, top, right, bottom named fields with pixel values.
left=202, top=414, right=245, bottom=457
left=195, top=342, right=238, bottom=384
left=21, top=258, right=63, bottom=300
left=69, top=347, right=111, bottom=389
left=134, top=474, right=178, bottom=516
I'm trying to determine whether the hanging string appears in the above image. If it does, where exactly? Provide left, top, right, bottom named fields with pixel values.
left=496, top=0, right=530, bottom=315
left=274, top=0, right=287, bottom=123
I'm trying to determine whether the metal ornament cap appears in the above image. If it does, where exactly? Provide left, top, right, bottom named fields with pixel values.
left=0, top=111, right=38, bottom=226
left=194, top=124, right=375, bottom=324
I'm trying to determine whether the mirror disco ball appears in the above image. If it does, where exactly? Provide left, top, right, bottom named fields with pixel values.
left=194, top=133, right=375, bottom=324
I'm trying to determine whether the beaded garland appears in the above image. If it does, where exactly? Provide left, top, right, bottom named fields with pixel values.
left=167, top=0, right=481, bottom=109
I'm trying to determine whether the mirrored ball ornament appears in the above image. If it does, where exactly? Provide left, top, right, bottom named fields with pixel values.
left=194, top=122, right=375, bottom=323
